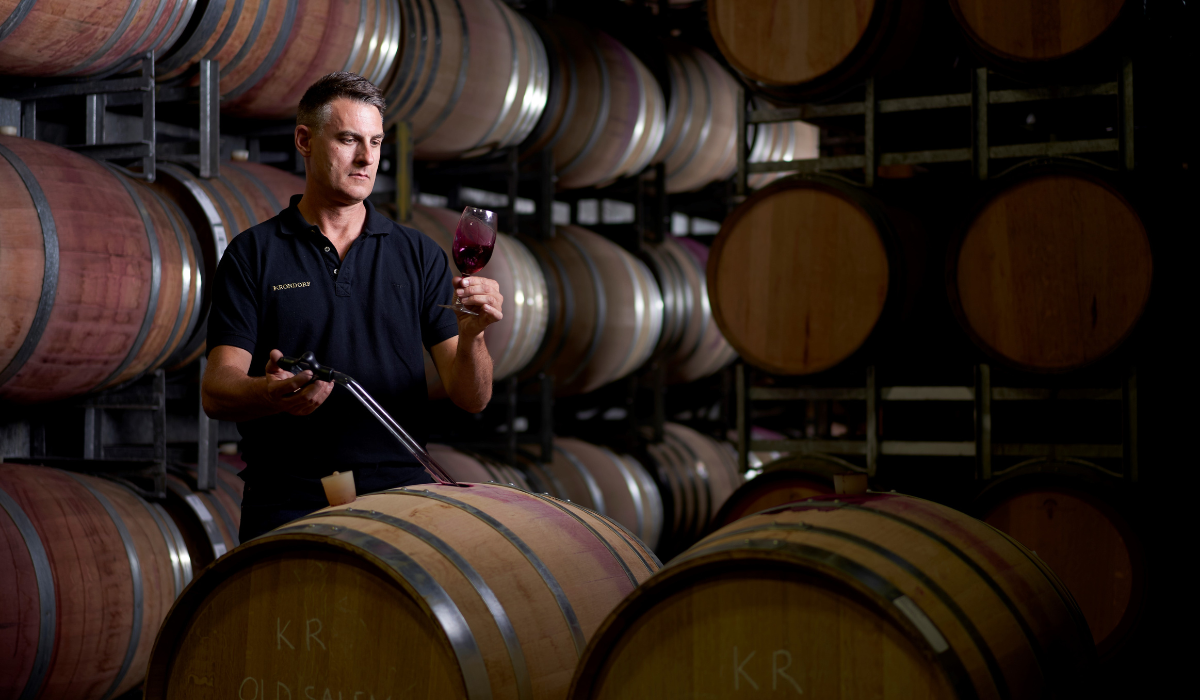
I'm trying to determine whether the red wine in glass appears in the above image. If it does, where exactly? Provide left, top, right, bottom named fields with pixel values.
left=441, top=206, right=497, bottom=316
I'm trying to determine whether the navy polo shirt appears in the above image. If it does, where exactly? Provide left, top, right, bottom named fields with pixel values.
left=207, top=195, right=459, bottom=505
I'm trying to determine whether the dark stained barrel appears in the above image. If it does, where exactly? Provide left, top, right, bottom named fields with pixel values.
left=0, top=0, right=194, bottom=76
left=156, top=0, right=401, bottom=119
left=949, top=163, right=1152, bottom=372
left=570, top=491, right=1097, bottom=700
left=0, top=136, right=203, bottom=402
left=381, top=0, right=550, bottom=159
left=1, top=463, right=187, bottom=700
left=973, top=461, right=1143, bottom=658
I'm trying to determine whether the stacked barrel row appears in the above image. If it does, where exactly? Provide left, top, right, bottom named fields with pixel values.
left=0, top=134, right=308, bottom=402
left=0, top=458, right=247, bottom=700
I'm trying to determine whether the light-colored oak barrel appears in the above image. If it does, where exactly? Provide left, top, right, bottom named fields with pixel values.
left=708, top=176, right=909, bottom=376
left=156, top=0, right=401, bottom=119
left=949, top=0, right=1129, bottom=66
left=525, top=225, right=663, bottom=396
left=746, top=118, right=820, bottom=190
left=525, top=438, right=664, bottom=552
left=643, top=237, right=737, bottom=384
left=708, top=454, right=842, bottom=531
left=708, top=0, right=923, bottom=100
left=381, top=0, right=549, bottom=159
left=526, top=17, right=666, bottom=189
left=161, top=469, right=241, bottom=572
left=428, top=443, right=533, bottom=492
left=411, top=205, right=549, bottom=381
left=0, top=136, right=202, bottom=402
left=150, top=160, right=305, bottom=370
left=950, top=165, right=1152, bottom=372
left=0, top=0, right=193, bottom=76
left=570, top=491, right=1097, bottom=700
left=145, top=483, right=660, bottom=700
left=0, top=463, right=188, bottom=700
left=644, top=422, right=742, bottom=556
left=652, top=44, right=739, bottom=194
left=973, top=462, right=1143, bottom=658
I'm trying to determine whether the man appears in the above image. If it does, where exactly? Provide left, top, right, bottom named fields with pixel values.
left=201, top=72, right=503, bottom=541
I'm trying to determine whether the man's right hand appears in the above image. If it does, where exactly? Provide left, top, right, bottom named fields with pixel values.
left=201, top=345, right=335, bottom=421
left=263, top=349, right=334, bottom=416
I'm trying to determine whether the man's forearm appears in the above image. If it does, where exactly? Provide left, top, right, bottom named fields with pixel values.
left=201, top=364, right=276, bottom=421
left=446, top=332, right=492, bottom=412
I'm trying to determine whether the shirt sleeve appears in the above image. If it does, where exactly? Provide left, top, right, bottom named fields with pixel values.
left=207, top=247, right=259, bottom=356
left=420, top=233, right=460, bottom=351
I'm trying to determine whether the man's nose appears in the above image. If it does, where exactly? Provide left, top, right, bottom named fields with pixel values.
left=356, top=144, right=375, bottom=165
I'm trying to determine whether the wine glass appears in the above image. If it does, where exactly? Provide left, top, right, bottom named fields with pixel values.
left=440, top=206, right=497, bottom=316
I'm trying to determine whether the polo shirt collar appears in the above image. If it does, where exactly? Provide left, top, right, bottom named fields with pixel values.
left=281, top=194, right=392, bottom=236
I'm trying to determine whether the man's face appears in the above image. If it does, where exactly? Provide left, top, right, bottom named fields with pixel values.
left=301, top=97, right=384, bottom=204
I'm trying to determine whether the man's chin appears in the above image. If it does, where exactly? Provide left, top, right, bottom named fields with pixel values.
left=336, top=180, right=373, bottom=202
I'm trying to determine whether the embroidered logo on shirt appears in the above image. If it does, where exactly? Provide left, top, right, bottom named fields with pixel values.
left=272, top=281, right=311, bottom=291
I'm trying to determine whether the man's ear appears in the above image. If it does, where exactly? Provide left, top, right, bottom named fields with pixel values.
left=295, top=124, right=314, bottom=158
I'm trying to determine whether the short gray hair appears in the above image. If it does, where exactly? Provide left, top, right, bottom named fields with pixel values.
left=297, top=72, right=387, bottom=132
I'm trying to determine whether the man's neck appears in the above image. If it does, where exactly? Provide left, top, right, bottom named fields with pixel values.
left=297, top=188, right=367, bottom=258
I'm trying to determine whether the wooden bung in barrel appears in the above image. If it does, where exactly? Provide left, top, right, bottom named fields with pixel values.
left=144, top=483, right=658, bottom=700
left=1, top=136, right=202, bottom=402
left=972, top=461, right=1144, bottom=658
left=707, top=0, right=925, bottom=100
left=1, top=464, right=186, bottom=700
left=708, top=175, right=921, bottom=376
left=569, top=491, right=1097, bottom=699
left=948, top=162, right=1152, bottom=372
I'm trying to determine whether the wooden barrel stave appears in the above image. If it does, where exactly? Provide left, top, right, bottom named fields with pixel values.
left=708, top=454, right=843, bottom=530
left=555, top=437, right=663, bottom=551
left=382, top=0, right=549, bottom=159
left=0, top=464, right=181, bottom=700
left=654, top=45, right=740, bottom=194
left=145, top=483, right=659, bottom=700
left=950, top=164, right=1152, bottom=372
left=0, top=0, right=194, bottom=77
left=949, top=0, right=1129, bottom=71
left=570, top=491, right=1097, bottom=699
left=0, top=136, right=201, bottom=402
left=162, top=471, right=240, bottom=572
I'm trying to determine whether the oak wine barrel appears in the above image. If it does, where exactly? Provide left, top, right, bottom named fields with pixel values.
left=428, top=443, right=533, bottom=492
left=570, top=491, right=1097, bottom=699
left=973, top=461, right=1143, bottom=658
left=381, top=0, right=549, bottom=159
left=517, top=438, right=663, bottom=552
left=521, top=225, right=663, bottom=396
left=707, top=0, right=925, bottom=101
left=652, top=44, right=739, bottom=194
left=161, top=466, right=242, bottom=572
left=644, top=422, right=741, bottom=556
left=949, top=0, right=1132, bottom=74
left=145, top=483, right=659, bottom=700
left=1, top=136, right=203, bottom=402
left=151, top=160, right=306, bottom=369
left=1, top=463, right=187, bottom=700
left=0, top=0, right=194, bottom=76
left=643, top=236, right=737, bottom=384
left=949, top=162, right=1152, bottom=372
left=411, top=205, right=549, bottom=382
left=708, top=175, right=919, bottom=376
left=525, top=17, right=665, bottom=190
left=156, top=0, right=401, bottom=118
left=708, top=454, right=841, bottom=531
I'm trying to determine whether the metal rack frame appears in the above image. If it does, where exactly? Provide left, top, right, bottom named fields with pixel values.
left=736, top=60, right=1135, bottom=195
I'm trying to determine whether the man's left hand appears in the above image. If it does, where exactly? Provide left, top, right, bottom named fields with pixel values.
left=454, top=275, right=504, bottom=337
